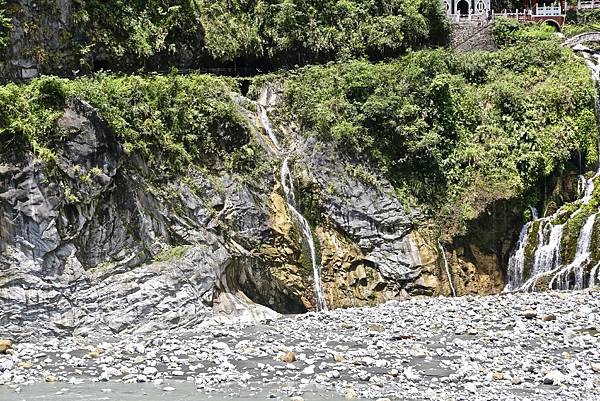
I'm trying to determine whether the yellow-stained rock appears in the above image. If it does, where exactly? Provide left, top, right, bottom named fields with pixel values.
left=281, top=351, right=296, bottom=363
left=0, top=339, right=12, bottom=354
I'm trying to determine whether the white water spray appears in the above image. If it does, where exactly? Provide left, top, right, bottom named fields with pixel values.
left=507, top=45, right=600, bottom=292
left=505, top=222, right=530, bottom=291
left=518, top=221, right=565, bottom=292
left=438, top=240, right=456, bottom=297
left=257, top=104, right=282, bottom=151
left=281, top=157, right=327, bottom=311
left=549, top=214, right=596, bottom=290
left=529, top=206, right=538, bottom=220
left=256, top=101, right=327, bottom=311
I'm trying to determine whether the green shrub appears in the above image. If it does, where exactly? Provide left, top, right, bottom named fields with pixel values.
left=12, top=0, right=451, bottom=73
left=278, top=39, right=596, bottom=233
left=0, top=73, right=253, bottom=173
left=493, top=18, right=556, bottom=47
left=0, top=0, right=10, bottom=49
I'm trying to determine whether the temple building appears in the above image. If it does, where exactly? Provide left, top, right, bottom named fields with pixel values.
left=441, top=0, right=491, bottom=15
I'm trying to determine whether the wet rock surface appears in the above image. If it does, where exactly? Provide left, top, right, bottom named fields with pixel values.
left=301, top=141, right=421, bottom=283
left=1, top=291, right=599, bottom=400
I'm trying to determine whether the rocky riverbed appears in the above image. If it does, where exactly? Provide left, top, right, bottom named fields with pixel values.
left=1, top=291, right=599, bottom=401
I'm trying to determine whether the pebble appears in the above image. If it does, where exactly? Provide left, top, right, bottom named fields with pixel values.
left=143, top=366, right=158, bottom=376
left=492, top=372, right=504, bottom=381
left=345, top=386, right=358, bottom=399
left=543, top=370, right=565, bottom=385
left=302, top=365, right=315, bottom=375
left=281, top=351, right=296, bottom=363
left=368, top=324, right=385, bottom=333
left=0, top=340, right=12, bottom=354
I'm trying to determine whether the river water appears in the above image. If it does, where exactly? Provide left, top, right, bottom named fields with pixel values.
left=0, top=382, right=352, bottom=401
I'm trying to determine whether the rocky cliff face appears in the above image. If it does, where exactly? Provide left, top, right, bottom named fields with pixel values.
left=1, top=85, right=468, bottom=337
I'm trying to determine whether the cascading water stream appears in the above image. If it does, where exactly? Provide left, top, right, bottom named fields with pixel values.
left=505, top=222, right=530, bottom=291
left=257, top=104, right=282, bottom=152
left=531, top=222, right=564, bottom=276
left=519, top=221, right=564, bottom=292
left=549, top=213, right=596, bottom=290
left=438, top=240, right=456, bottom=297
left=256, top=102, right=327, bottom=311
left=506, top=45, right=600, bottom=292
left=529, top=206, right=538, bottom=220
left=281, top=157, right=327, bottom=311
left=577, top=175, right=587, bottom=198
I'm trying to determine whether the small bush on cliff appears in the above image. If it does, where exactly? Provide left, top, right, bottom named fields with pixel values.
left=280, top=39, right=597, bottom=234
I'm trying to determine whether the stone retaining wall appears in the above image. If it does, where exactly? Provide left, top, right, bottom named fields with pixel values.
left=450, top=21, right=497, bottom=51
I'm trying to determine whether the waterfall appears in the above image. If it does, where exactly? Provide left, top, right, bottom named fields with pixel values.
left=529, top=206, right=538, bottom=220
left=506, top=45, right=600, bottom=292
left=531, top=222, right=564, bottom=277
left=519, top=221, right=564, bottom=292
left=549, top=214, right=596, bottom=290
left=577, top=175, right=586, bottom=198
left=256, top=101, right=327, bottom=311
left=281, top=157, right=327, bottom=311
left=438, top=240, right=456, bottom=297
left=505, top=222, right=530, bottom=291
left=257, top=104, right=282, bottom=151
left=581, top=173, right=598, bottom=205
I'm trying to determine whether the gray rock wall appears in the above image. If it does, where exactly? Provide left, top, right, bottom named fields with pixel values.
left=0, top=90, right=435, bottom=338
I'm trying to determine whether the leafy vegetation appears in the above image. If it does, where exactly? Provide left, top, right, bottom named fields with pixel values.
left=492, top=17, right=557, bottom=46
left=278, top=36, right=597, bottom=233
left=0, top=5, right=597, bottom=239
left=196, top=0, right=449, bottom=61
left=0, top=0, right=11, bottom=48
left=0, top=73, right=264, bottom=176
left=13, top=0, right=449, bottom=74
left=563, top=6, right=600, bottom=37
left=72, top=0, right=199, bottom=69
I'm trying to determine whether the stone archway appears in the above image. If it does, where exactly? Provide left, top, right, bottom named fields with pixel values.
left=543, top=19, right=561, bottom=32
left=457, top=0, right=470, bottom=15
